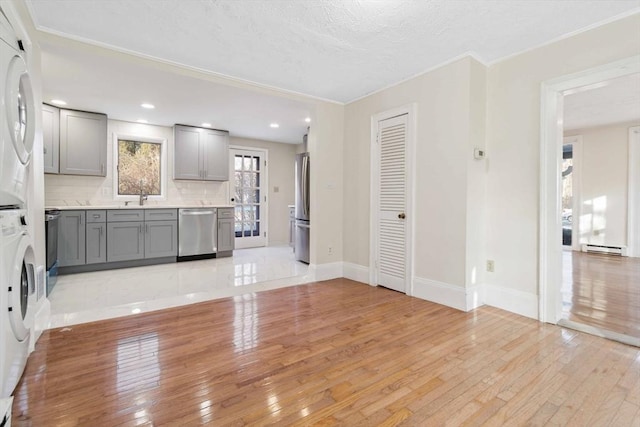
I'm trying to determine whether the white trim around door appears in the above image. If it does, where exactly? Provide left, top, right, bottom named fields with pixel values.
left=369, top=103, right=417, bottom=295
left=229, top=146, right=269, bottom=249
left=629, top=126, right=640, bottom=258
left=539, top=55, right=640, bottom=323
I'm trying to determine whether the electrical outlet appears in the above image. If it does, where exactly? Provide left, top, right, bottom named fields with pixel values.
left=486, top=260, right=495, bottom=273
left=328, top=246, right=333, bottom=254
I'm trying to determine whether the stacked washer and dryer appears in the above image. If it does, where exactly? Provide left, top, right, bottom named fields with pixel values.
left=0, top=5, right=36, bottom=424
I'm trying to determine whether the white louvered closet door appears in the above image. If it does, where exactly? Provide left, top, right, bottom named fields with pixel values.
left=377, top=114, right=408, bottom=293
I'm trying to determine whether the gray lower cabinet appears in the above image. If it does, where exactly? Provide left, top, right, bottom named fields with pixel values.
left=59, top=109, right=107, bottom=176
left=217, top=208, right=235, bottom=253
left=86, top=223, right=107, bottom=264
left=58, top=210, right=86, bottom=267
left=174, top=125, right=229, bottom=181
left=42, top=104, right=60, bottom=174
left=144, top=220, right=178, bottom=259
left=107, top=209, right=177, bottom=261
left=86, top=210, right=106, bottom=264
left=107, top=221, right=145, bottom=262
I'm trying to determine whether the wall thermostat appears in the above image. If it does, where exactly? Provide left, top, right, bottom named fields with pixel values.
left=474, top=147, right=486, bottom=159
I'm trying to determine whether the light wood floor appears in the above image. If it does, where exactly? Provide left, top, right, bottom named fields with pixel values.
left=13, top=279, right=640, bottom=426
left=563, top=251, right=640, bottom=339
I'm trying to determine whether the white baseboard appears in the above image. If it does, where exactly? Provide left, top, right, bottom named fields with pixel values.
left=412, top=277, right=469, bottom=311
left=466, top=284, right=485, bottom=311
left=309, top=262, right=344, bottom=281
left=484, top=284, right=538, bottom=319
left=343, top=262, right=370, bottom=284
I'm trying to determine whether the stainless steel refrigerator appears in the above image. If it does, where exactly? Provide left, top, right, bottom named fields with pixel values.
left=295, top=152, right=310, bottom=263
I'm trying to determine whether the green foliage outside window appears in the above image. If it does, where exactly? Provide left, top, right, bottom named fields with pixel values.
left=118, top=140, right=161, bottom=195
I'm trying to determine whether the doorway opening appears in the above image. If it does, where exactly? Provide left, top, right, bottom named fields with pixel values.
left=540, top=56, right=640, bottom=346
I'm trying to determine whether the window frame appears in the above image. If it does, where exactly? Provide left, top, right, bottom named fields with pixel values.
left=112, top=133, right=167, bottom=202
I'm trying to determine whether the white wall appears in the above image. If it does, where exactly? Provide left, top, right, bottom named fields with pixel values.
left=309, top=102, right=344, bottom=265
left=485, top=14, right=640, bottom=314
left=565, top=121, right=639, bottom=247
left=343, top=14, right=640, bottom=317
left=343, top=56, right=487, bottom=304
left=230, top=136, right=298, bottom=246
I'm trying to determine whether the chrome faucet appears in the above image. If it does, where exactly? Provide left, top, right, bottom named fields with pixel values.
left=139, top=181, right=148, bottom=206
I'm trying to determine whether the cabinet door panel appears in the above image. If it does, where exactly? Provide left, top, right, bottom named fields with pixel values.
left=217, top=218, right=235, bottom=252
left=145, top=220, right=177, bottom=259
left=59, top=110, right=107, bottom=176
left=203, top=130, right=229, bottom=181
left=42, top=104, right=59, bottom=174
left=174, top=125, right=202, bottom=180
left=86, top=223, right=106, bottom=264
left=107, top=221, right=145, bottom=262
left=58, top=211, right=85, bottom=266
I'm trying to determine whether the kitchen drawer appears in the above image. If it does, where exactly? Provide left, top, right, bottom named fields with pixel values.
left=107, top=209, right=144, bottom=222
left=86, top=210, right=106, bottom=223
left=144, top=209, right=178, bottom=221
left=217, top=208, right=234, bottom=219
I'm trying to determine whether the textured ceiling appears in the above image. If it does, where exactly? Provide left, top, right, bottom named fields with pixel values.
left=563, top=73, right=640, bottom=131
left=27, top=0, right=640, bottom=103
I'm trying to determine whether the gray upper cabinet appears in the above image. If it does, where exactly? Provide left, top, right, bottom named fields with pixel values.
left=202, top=129, right=229, bottom=181
left=174, top=126, right=202, bottom=180
left=174, top=125, right=229, bottom=181
left=42, top=104, right=60, bottom=174
left=59, top=109, right=107, bottom=176
left=58, top=210, right=86, bottom=267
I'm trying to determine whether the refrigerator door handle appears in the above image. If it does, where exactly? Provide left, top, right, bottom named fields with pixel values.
left=303, top=155, right=309, bottom=218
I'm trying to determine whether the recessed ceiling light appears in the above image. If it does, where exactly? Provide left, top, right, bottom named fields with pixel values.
left=141, top=103, right=155, bottom=109
left=305, top=117, right=311, bottom=123
left=202, top=122, right=212, bottom=127
left=50, top=99, right=67, bottom=106
left=136, top=119, right=148, bottom=124
left=270, top=123, right=279, bottom=128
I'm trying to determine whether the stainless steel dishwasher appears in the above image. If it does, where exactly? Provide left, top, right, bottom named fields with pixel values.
left=178, top=208, right=217, bottom=259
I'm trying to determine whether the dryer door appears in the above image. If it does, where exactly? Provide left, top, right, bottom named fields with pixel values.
left=7, top=235, right=33, bottom=342
left=5, top=53, right=35, bottom=165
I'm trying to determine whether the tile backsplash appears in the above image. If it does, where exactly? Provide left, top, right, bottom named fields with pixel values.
left=44, top=173, right=229, bottom=207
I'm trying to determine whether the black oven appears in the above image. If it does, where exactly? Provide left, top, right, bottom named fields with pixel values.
left=44, top=209, right=60, bottom=295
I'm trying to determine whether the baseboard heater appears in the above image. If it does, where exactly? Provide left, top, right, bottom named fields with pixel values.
left=581, top=244, right=627, bottom=256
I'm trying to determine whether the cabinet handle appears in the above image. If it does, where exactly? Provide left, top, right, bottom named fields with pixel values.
left=100, top=225, right=103, bottom=236
left=139, top=225, right=142, bottom=234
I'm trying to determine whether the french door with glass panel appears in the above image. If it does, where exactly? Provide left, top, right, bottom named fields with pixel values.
left=230, top=148, right=267, bottom=248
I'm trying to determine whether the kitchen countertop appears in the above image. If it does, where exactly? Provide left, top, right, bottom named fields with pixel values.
left=46, top=204, right=235, bottom=210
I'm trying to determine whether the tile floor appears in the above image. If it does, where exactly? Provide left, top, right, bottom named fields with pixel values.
left=48, top=246, right=310, bottom=328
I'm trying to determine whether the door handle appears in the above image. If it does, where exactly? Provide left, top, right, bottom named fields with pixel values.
left=398, top=213, right=406, bottom=219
